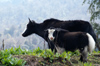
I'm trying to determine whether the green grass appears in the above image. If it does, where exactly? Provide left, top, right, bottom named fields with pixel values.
left=0, top=47, right=100, bottom=66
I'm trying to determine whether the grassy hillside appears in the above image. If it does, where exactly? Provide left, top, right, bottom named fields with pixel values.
left=0, top=47, right=100, bottom=66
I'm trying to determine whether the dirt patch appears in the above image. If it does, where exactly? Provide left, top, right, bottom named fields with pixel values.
left=13, top=55, right=42, bottom=66
left=13, top=55, right=73, bottom=66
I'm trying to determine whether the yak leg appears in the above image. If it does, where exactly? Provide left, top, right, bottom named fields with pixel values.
left=48, top=42, right=57, bottom=52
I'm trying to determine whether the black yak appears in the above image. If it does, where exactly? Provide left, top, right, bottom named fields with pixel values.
left=45, top=28, right=95, bottom=62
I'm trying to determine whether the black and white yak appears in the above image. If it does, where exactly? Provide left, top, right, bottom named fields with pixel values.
left=45, top=28, right=95, bottom=62
left=22, top=18, right=96, bottom=51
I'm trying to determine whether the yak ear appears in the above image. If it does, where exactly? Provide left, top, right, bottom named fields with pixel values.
left=49, top=27, right=55, bottom=29
left=61, top=29, right=69, bottom=32
left=56, top=28, right=68, bottom=32
left=28, top=18, right=33, bottom=24
left=28, top=18, right=31, bottom=22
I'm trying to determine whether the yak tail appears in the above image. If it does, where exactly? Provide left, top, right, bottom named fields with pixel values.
left=86, top=33, right=95, bottom=53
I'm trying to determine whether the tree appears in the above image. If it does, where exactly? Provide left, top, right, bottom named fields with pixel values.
left=83, top=0, right=100, bottom=21
left=83, top=0, right=100, bottom=51
left=91, top=22, right=100, bottom=50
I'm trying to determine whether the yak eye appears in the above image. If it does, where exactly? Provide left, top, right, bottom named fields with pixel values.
left=27, top=24, right=33, bottom=28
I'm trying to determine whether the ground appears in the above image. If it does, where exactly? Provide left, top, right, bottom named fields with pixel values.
left=13, top=53, right=100, bottom=66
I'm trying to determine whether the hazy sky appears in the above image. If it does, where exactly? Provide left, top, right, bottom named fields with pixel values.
left=0, top=0, right=91, bottom=24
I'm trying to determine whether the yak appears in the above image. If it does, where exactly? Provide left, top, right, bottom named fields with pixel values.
left=45, top=27, right=95, bottom=62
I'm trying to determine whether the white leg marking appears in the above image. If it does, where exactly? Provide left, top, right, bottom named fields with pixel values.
left=82, top=46, right=88, bottom=62
left=55, top=45, right=65, bottom=54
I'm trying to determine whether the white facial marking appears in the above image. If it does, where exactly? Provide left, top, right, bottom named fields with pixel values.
left=48, top=29, right=55, bottom=41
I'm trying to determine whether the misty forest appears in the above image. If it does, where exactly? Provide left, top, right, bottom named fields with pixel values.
left=0, top=0, right=100, bottom=66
